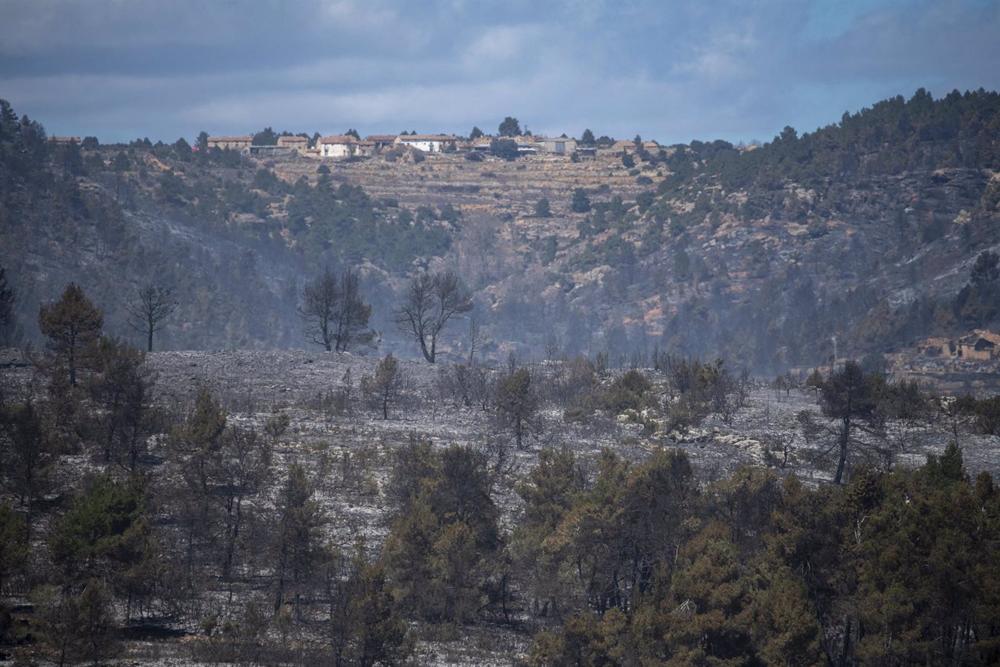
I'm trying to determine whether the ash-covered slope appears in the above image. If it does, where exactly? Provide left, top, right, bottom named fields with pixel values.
left=485, top=89, right=999, bottom=371
left=2, top=90, right=999, bottom=369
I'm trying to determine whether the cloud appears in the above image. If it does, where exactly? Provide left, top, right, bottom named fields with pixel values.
left=671, top=28, right=759, bottom=82
left=0, top=0, right=997, bottom=144
left=463, top=25, right=544, bottom=66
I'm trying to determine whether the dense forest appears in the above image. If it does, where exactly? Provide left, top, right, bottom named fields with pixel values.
left=676, top=88, right=1000, bottom=188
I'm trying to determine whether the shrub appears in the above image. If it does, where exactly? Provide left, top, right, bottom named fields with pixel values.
left=490, top=138, right=519, bottom=160
left=535, top=198, right=552, bottom=217
left=596, top=370, right=653, bottom=414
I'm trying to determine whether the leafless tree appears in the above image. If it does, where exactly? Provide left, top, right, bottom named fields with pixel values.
left=299, top=268, right=373, bottom=352
left=467, top=311, right=482, bottom=365
left=300, top=269, right=338, bottom=352
left=395, top=270, right=473, bottom=363
left=125, top=284, right=177, bottom=352
left=0, top=266, right=17, bottom=346
left=544, top=331, right=562, bottom=360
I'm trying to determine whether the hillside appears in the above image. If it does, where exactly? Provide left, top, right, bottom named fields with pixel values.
left=2, top=347, right=999, bottom=663
left=2, top=90, right=1000, bottom=372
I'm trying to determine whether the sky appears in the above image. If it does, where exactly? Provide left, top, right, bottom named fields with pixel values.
left=1, top=0, right=998, bottom=145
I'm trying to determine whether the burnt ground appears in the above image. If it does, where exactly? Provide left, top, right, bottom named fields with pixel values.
left=140, top=349, right=999, bottom=479
left=2, top=348, right=998, bottom=664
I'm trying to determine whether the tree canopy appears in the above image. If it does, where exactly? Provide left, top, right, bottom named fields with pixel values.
left=498, top=117, right=521, bottom=137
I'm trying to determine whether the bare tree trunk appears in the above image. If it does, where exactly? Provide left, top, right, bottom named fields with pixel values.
left=224, top=495, right=243, bottom=581
left=274, top=545, right=288, bottom=613
left=69, top=337, right=77, bottom=386
left=129, top=433, right=139, bottom=471
left=839, top=616, right=852, bottom=666
left=24, top=493, right=33, bottom=542
left=834, top=416, right=850, bottom=484
left=468, top=314, right=480, bottom=365
left=418, top=334, right=434, bottom=363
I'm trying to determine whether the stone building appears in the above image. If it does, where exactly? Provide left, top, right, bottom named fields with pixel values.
left=537, top=136, right=578, bottom=154
left=366, top=135, right=398, bottom=151
left=277, top=135, right=309, bottom=151
left=318, top=135, right=358, bottom=158
left=207, top=135, right=252, bottom=151
left=958, top=331, right=1000, bottom=361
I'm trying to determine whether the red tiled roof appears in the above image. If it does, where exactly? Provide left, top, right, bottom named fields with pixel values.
left=320, top=135, right=358, bottom=144
left=397, top=134, right=457, bottom=141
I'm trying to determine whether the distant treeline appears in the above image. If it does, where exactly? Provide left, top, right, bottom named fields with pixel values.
left=663, top=87, right=1000, bottom=190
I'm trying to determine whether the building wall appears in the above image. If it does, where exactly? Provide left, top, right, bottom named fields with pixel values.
left=320, top=143, right=353, bottom=158
left=544, top=139, right=577, bottom=154
left=961, top=345, right=992, bottom=361
left=400, top=139, right=440, bottom=152
left=208, top=140, right=251, bottom=150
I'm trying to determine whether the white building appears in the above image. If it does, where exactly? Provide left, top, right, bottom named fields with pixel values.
left=394, top=134, right=457, bottom=153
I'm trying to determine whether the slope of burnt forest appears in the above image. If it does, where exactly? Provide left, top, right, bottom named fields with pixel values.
left=2, top=90, right=999, bottom=370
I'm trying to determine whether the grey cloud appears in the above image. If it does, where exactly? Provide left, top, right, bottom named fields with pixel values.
left=1, top=0, right=997, bottom=144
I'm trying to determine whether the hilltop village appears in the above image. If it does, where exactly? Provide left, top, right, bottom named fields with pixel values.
left=202, top=128, right=666, bottom=160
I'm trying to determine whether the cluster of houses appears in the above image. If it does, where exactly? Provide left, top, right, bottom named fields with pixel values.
left=204, top=132, right=661, bottom=160
left=915, top=330, right=1000, bottom=362
left=47, top=130, right=662, bottom=161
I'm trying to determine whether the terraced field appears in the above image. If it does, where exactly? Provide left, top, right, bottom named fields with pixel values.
left=270, top=151, right=658, bottom=219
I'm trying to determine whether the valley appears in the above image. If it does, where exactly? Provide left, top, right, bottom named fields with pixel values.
left=2, top=88, right=1000, bottom=665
